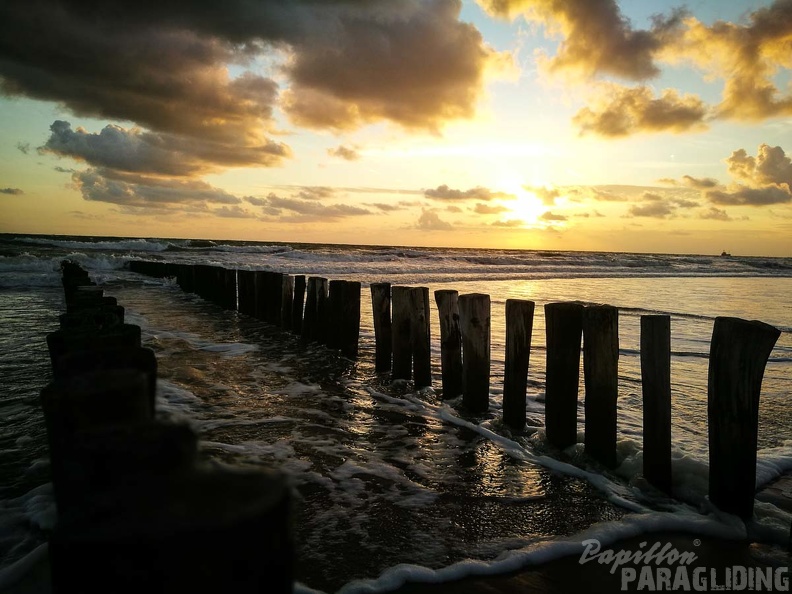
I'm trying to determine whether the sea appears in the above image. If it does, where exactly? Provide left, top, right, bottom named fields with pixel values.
left=0, top=233, right=790, bottom=592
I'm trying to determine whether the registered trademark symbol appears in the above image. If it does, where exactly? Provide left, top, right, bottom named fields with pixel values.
left=693, top=539, right=701, bottom=547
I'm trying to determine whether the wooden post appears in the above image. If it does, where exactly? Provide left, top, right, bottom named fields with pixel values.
left=291, top=275, right=306, bottom=335
left=280, top=275, right=294, bottom=330
left=391, top=286, right=412, bottom=380
left=302, top=277, right=318, bottom=341
left=458, top=293, right=490, bottom=413
left=503, top=299, right=535, bottom=430
left=340, top=281, right=362, bottom=360
left=327, top=280, right=345, bottom=350
left=640, top=315, right=672, bottom=493
left=409, top=287, right=431, bottom=388
left=314, top=277, right=329, bottom=344
left=266, top=273, right=282, bottom=325
left=223, top=268, right=237, bottom=310
left=544, top=302, right=584, bottom=449
left=583, top=305, right=619, bottom=468
left=434, top=290, right=462, bottom=399
left=370, top=283, right=392, bottom=372
left=708, top=316, right=780, bottom=519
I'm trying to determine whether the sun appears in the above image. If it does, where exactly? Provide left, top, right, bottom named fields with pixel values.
left=497, top=176, right=546, bottom=226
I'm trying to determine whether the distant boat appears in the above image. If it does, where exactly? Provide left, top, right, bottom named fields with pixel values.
left=720, top=250, right=731, bottom=257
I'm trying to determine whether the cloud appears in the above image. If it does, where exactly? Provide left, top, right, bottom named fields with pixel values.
left=213, top=205, right=257, bottom=219
left=681, top=175, right=719, bottom=189
left=473, top=203, right=508, bottom=214
left=726, top=144, right=792, bottom=187
left=261, top=193, right=371, bottom=221
left=425, top=184, right=507, bottom=201
left=477, top=0, right=685, bottom=81
left=539, top=210, right=567, bottom=221
left=0, top=1, right=506, bottom=164
left=16, top=142, right=30, bottom=154
left=706, top=186, right=791, bottom=206
left=416, top=209, right=453, bottom=230
left=699, top=207, right=733, bottom=221
left=492, top=219, right=523, bottom=227
left=365, top=202, right=405, bottom=212
left=281, top=0, right=508, bottom=131
left=574, top=84, right=709, bottom=137
left=54, top=166, right=75, bottom=173
left=40, top=121, right=289, bottom=176
left=296, top=187, right=335, bottom=201
left=525, top=185, right=560, bottom=205
left=327, top=145, right=360, bottom=161
left=627, top=201, right=675, bottom=218
left=667, top=2, right=792, bottom=122
left=71, top=168, right=241, bottom=209
left=0, top=187, right=24, bottom=195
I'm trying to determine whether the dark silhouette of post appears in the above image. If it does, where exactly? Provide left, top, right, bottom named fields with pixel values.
left=583, top=305, right=619, bottom=468
left=409, top=287, right=431, bottom=388
left=302, top=277, right=319, bottom=341
left=314, top=277, right=329, bottom=344
left=640, top=314, right=672, bottom=493
left=370, top=283, right=392, bottom=372
left=503, top=299, right=535, bottom=430
left=434, top=290, right=462, bottom=399
left=340, top=281, right=362, bottom=360
left=544, top=302, right=584, bottom=449
left=327, top=280, right=345, bottom=350
left=280, top=275, right=294, bottom=330
left=291, top=275, right=306, bottom=335
left=458, top=293, right=490, bottom=413
left=708, top=316, right=780, bottom=519
left=391, top=286, right=412, bottom=381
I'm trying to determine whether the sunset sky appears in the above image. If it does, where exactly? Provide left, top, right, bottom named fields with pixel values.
left=1, top=0, right=791, bottom=256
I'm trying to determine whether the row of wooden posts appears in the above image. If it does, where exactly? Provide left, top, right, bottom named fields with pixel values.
left=41, top=261, right=292, bottom=593
left=128, top=260, right=781, bottom=521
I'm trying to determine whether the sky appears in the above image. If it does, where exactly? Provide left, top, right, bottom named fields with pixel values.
left=1, top=0, right=791, bottom=256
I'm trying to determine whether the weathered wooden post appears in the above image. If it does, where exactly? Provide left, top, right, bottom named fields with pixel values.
left=327, top=280, right=345, bottom=350
left=266, top=273, right=283, bottom=325
left=641, top=315, right=672, bottom=493
left=370, top=283, right=392, bottom=372
left=251, top=271, right=265, bottom=319
left=503, top=299, right=535, bottom=430
left=302, top=277, right=319, bottom=341
left=391, top=286, right=412, bottom=381
left=340, top=281, right=362, bottom=360
left=314, top=277, right=329, bottom=344
left=409, top=287, right=431, bottom=388
left=434, top=290, right=462, bottom=399
left=708, top=316, right=780, bottom=519
left=291, top=275, right=306, bottom=335
left=544, top=302, right=584, bottom=449
left=583, top=304, right=619, bottom=468
left=458, top=293, right=490, bottom=413
left=223, top=268, right=237, bottom=310
left=237, top=271, right=251, bottom=316
left=280, top=275, right=294, bottom=330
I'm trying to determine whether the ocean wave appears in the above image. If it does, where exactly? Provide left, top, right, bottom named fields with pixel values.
left=13, top=236, right=169, bottom=252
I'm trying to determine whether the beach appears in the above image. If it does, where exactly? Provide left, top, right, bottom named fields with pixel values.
left=1, top=234, right=791, bottom=592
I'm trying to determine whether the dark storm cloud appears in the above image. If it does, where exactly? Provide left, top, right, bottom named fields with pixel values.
left=41, top=121, right=290, bottom=176
left=0, top=0, right=501, bottom=137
